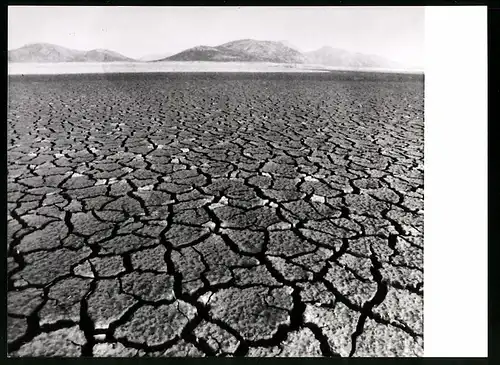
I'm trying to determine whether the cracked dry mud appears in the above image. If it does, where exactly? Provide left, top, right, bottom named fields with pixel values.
left=7, top=72, right=424, bottom=357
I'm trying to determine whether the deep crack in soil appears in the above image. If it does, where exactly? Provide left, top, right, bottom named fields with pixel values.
left=7, top=72, right=423, bottom=357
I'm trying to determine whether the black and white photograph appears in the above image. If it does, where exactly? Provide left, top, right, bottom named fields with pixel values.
left=7, top=6, right=426, bottom=357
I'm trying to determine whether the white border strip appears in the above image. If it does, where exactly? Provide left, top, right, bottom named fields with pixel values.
left=424, top=6, right=487, bottom=357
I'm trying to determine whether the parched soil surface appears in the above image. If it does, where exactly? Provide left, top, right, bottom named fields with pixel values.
left=7, top=72, right=424, bottom=357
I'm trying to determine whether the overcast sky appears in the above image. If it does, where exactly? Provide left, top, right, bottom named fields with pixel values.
left=8, top=6, right=424, bottom=67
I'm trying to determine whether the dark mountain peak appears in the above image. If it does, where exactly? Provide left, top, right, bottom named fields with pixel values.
left=221, top=38, right=295, bottom=50
left=190, top=45, right=220, bottom=51
left=164, top=38, right=305, bottom=63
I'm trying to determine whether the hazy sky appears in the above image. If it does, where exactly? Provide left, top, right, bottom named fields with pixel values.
left=8, top=6, right=424, bottom=67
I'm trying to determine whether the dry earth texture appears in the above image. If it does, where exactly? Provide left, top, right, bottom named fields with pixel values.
left=7, top=72, right=424, bottom=357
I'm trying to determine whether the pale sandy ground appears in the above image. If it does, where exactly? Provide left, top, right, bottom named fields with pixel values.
left=8, top=61, right=423, bottom=75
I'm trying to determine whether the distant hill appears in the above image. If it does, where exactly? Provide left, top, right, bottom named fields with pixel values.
left=162, top=39, right=405, bottom=69
left=220, top=39, right=306, bottom=63
left=163, top=39, right=305, bottom=63
left=304, top=46, right=402, bottom=69
left=9, top=40, right=410, bottom=70
left=164, top=45, right=246, bottom=62
left=8, top=43, right=135, bottom=63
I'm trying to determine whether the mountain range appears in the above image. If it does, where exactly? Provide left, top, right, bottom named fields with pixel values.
left=8, top=43, right=134, bottom=63
left=304, top=46, right=403, bottom=69
left=8, top=39, right=407, bottom=69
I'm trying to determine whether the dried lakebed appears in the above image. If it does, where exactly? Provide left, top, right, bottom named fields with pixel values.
left=7, top=72, right=424, bottom=357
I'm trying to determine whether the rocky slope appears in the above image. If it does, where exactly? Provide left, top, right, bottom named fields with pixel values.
left=304, top=46, right=402, bottom=69
left=164, top=39, right=306, bottom=63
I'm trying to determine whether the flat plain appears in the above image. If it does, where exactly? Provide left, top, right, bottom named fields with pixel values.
left=7, top=72, right=424, bottom=357
left=7, top=61, right=423, bottom=75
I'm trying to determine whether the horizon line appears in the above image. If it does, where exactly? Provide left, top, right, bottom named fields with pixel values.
left=8, top=39, right=410, bottom=66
